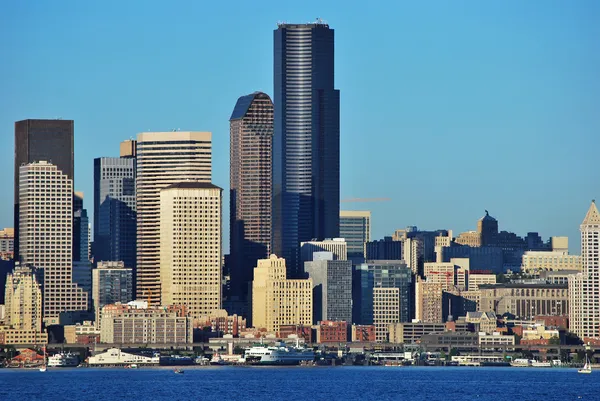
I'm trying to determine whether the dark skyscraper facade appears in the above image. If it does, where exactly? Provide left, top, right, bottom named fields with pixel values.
left=14, top=119, right=74, bottom=260
left=273, top=21, right=340, bottom=276
left=229, top=92, right=274, bottom=302
left=93, top=157, right=136, bottom=270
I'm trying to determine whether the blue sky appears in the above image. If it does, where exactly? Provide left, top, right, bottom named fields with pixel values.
left=1, top=1, right=598, bottom=252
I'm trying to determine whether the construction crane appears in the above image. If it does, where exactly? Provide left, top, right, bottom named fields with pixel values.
left=340, top=197, right=391, bottom=203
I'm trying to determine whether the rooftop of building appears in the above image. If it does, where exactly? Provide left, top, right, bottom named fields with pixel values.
left=479, top=210, right=497, bottom=222
left=162, top=182, right=222, bottom=191
left=478, top=282, right=567, bottom=289
left=229, top=92, right=272, bottom=121
left=582, top=200, right=600, bottom=226
left=276, top=19, right=330, bottom=28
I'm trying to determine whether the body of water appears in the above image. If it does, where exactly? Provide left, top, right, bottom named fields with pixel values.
left=0, top=366, right=597, bottom=401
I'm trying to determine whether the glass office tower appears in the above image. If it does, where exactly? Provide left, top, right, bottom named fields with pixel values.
left=273, top=20, right=340, bottom=277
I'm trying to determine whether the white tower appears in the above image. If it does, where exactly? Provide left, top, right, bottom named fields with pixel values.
left=569, top=201, right=600, bottom=340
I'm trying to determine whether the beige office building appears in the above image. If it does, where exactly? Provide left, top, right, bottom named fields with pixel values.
left=19, top=161, right=88, bottom=324
left=415, top=277, right=443, bottom=323
left=252, top=255, right=312, bottom=333
left=160, top=182, right=222, bottom=318
left=455, top=231, right=481, bottom=247
left=569, top=201, right=600, bottom=340
left=4, top=264, right=42, bottom=331
left=101, top=304, right=192, bottom=344
left=0, top=227, right=14, bottom=260
left=479, top=283, right=568, bottom=318
left=136, top=131, right=212, bottom=305
left=424, top=262, right=456, bottom=292
left=521, top=251, right=581, bottom=273
left=373, top=287, right=400, bottom=342
left=468, top=274, right=497, bottom=291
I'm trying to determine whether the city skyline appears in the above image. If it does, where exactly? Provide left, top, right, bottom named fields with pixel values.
left=1, top=2, right=599, bottom=252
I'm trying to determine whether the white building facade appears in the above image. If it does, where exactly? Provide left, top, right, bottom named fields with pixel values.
left=569, top=201, right=600, bottom=340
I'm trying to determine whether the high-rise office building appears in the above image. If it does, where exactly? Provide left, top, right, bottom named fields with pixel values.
left=229, top=92, right=274, bottom=301
left=300, top=238, right=347, bottom=272
left=14, top=119, right=74, bottom=259
left=252, top=255, right=312, bottom=333
left=365, top=237, right=403, bottom=261
left=19, top=161, right=88, bottom=324
left=92, top=261, right=133, bottom=328
left=136, top=132, right=212, bottom=305
left=339, top=210, right=371, bottom=261
left=160, top=182, right=222, bottom=318
left=273, top=20, right=341, bottom=275
left=569, top=201, right=600, bottom=341
left=305, top=252, right=352, bottom=323
left=4, top=264, right=42, bottom=331
left=353, top=261, right=412, bottom=341
left=93, top=157, right=136, bottom=269
left=73, top=192, right=89, bottom=262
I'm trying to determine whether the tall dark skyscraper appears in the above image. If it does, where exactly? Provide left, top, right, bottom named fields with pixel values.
left=229, top=92, right=274, bottom=303
left=273, top=20, right=340, bottom=276
left=93, top=156, right=136, bottom=270
left=14, top=119, right=74, bottom=260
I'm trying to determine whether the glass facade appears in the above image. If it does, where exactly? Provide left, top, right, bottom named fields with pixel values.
left=339, top=212, right=371, bottom=259
left=229, top=92, right=274, bottom=303
left=273, top=22, right=340, bottom=277
left=353, top=261, right=412, bottom=325
left=93, top=157, right=137, bottom=271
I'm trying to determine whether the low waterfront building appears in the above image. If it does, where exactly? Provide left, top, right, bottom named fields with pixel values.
left=351, top=324, right=376, bottom=342
left=277, top=324, right=312, bottom=343
left=88, top=348, right=160, bottom=366
left=194, top=309, right=246, bottom=337
left=521, top=325, right=561, bottom=343
left=420, top=332, right=478, bottom=347
left=0, top=326, right=48, bottom=346
left=316, top=321, right=348, bottom=343
left=479, top=283, right=568, bottom=319
left=100, top=303, right=192, bottom=344
left=64, top=321, right=100, bottom=344
left=478, top=332, right=515, bottom=347
left=388, top=321, right=472, bottom=344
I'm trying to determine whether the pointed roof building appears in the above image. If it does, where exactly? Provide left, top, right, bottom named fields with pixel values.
left=581, top=200, right=600, bottom=226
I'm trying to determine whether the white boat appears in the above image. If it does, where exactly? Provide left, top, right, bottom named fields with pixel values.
left=531, top=361, right=552, bottom=368
left=210, top=353, right=227, bottom=366
left=510, top=358, right=532, bottom=367
left=48, top=352, right=80, bottom=367
left=578, top=355, right=592, bottom=374
left=244, top=342, right=314, bottom=365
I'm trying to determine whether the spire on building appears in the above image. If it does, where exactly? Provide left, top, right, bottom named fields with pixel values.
left=582, top=200, right=600, bottom=226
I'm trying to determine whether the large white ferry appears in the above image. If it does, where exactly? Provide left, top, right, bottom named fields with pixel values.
left=242, top=342, right=314, bottom=365
left=48, top=352, right=80, bottom=367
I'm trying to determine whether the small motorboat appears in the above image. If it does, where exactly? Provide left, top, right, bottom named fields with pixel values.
left=174, top=369, right=184, bottom=374
left=39, top=366, right=47, bottom=372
